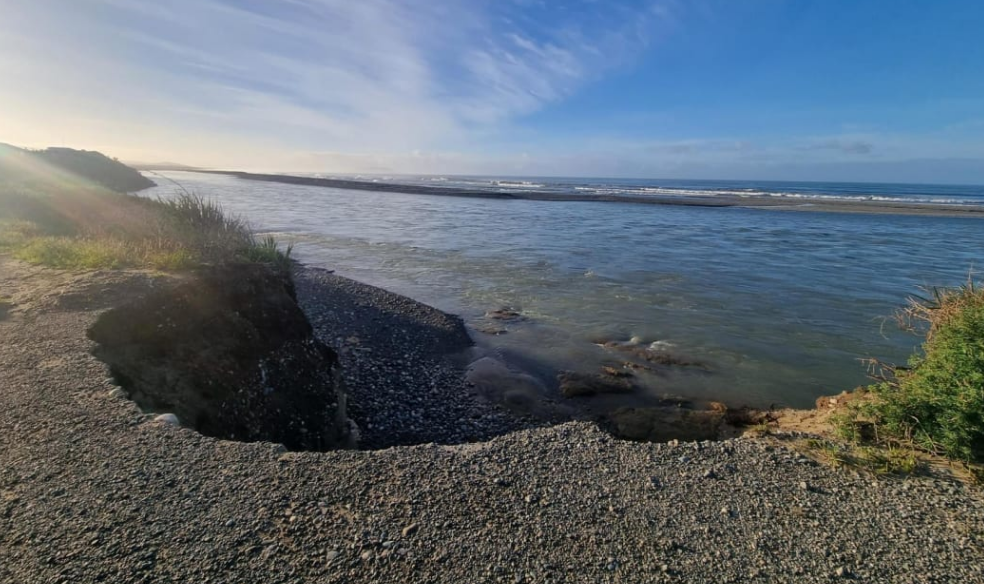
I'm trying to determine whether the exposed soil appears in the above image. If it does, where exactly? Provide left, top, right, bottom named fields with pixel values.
left=88, top=264, right=351, bottom=451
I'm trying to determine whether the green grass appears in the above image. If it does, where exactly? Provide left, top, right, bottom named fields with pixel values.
left=837, top=283, right=984, bottom=463
left=243, top=235, right=294, bottom=270
left=14, top=237, right=136, bottom=269
left=1, top=188, right=294, bottom=273
left=11, top=237, right=203, bottom=271
left=0, top=220, right=44, bottom=250
left=803, top=438, right=920, bottom=475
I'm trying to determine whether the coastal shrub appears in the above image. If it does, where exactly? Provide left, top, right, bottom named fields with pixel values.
left=28, top=146, right=155, bottom=192
left=862, top=283, right=984, bottom=462
left=0, top=188, right=78, bottom=235
left=154, top=193, right=254, bottom=260
left=14, top=237, right=143, bottom=269
left=1, top=181, right=295, bottom=272
left=0, top=221, right=44, bottom=250
left=244, top=235, right=294, bottom=270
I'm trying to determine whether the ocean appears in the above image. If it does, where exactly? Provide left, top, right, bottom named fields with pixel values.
left=332, top=174, right=984, bottom=207
left=144, top=171, right=984, bottom=409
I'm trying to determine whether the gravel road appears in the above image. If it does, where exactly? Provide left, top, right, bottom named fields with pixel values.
left=1, top=257, right=983, bottom=583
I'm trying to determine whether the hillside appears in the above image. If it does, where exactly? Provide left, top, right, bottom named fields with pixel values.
left=0, top=143, right=154, bottom=192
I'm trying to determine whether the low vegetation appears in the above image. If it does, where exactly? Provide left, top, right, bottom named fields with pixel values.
left=836, top=283, right=984, bottom=465
left=803, top=438, right=920, bottom=476
left=1, top=143, right=291, bottom=272
left=1, top=143, right=154, bottom=193
left=1, top=186, right=292, bottom=272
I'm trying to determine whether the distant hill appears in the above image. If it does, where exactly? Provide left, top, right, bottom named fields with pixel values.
left=0, top=144, right=155, bottom=192
left=127, top=161, right=201, bottom=172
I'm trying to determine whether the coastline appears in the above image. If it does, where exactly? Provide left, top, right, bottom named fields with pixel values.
left=197, top=169, right=984, bottom=218
left=2, top=254, right=984, bottom=582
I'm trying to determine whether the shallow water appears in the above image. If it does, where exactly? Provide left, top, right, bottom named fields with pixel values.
left=145, top=171, right=984, bottom=408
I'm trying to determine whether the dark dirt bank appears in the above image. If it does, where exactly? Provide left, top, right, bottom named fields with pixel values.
left=2, top=257, right=984, bottom=583
left=88, top=264, right=352, bottom=451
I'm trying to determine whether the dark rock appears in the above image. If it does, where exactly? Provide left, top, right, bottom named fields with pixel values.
left=557, top=371, right=634, bottom=398
left=604, top=406, right=726, bottom=442
left=475, top=324, right=508, bottom=336
left=486, top=308, right=524, bottom=321
left=600, top=341, right=706, bottom=369
left=601, top=365, right=633, bottom=378
left=88, top=264, right=352, bottom=451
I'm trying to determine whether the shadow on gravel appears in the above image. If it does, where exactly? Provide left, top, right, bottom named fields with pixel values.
left=293, top=267, right=539, bottom=450
left=88, top=264, right=353, bottom=452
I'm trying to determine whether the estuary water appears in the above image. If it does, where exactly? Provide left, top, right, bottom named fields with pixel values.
left=145, top=171, right=984, bottom=409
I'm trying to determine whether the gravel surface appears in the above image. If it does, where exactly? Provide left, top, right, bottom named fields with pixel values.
left=293, top=267, right=530, bottom=449
left=2, top=257, right=984, bottom=583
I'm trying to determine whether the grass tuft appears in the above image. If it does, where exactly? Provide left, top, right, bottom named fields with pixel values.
left=1, top=186, right=296, bottom=274
left=803, top=438, right=921, bottom=475
left=244, top=235, right=294, bottom=270
left=836, top=281, right=984, bottom=463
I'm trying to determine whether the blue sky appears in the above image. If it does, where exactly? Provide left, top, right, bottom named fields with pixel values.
left=1, top=0, right=982, bottom=182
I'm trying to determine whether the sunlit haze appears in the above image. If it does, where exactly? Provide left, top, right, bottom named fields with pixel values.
left=2, top=0, right=983, bottom=182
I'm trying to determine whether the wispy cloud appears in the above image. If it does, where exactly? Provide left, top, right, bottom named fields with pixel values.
left=796, top=139, right=874, bottom=155
left=0, top=0, right=672, bottom=166
left=4, top=0, right=980, bottom=181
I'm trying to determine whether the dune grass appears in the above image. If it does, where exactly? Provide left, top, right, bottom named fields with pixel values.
left=0, top=185, right=293, bottom=272
left=12, top=236, right=200, bottom=271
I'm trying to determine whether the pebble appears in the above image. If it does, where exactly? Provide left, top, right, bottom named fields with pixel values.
left=153, top=413, right=180, bottom=426
left=402, top=523, right=419, bottom=537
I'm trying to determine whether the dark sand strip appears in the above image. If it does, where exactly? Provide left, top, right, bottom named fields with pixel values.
left=197, top=170, right=984, bottom=217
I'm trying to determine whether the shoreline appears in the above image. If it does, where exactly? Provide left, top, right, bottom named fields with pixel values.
left=2, top=255, right=984, bottom=582
left=194, top=169, right=984, bottom=218
left=291, top=265, right=538, bottom=449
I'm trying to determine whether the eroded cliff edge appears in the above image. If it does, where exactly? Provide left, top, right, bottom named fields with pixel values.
left=87, top=264, right=354, bottom=451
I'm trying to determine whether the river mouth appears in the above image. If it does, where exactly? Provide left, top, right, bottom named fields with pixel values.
left=143, top=171, right=984, bottom=411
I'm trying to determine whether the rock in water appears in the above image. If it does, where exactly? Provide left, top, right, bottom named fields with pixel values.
left=88, top=264, right=352, bottom=451
left=557, top=371, right=634, bottom=398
